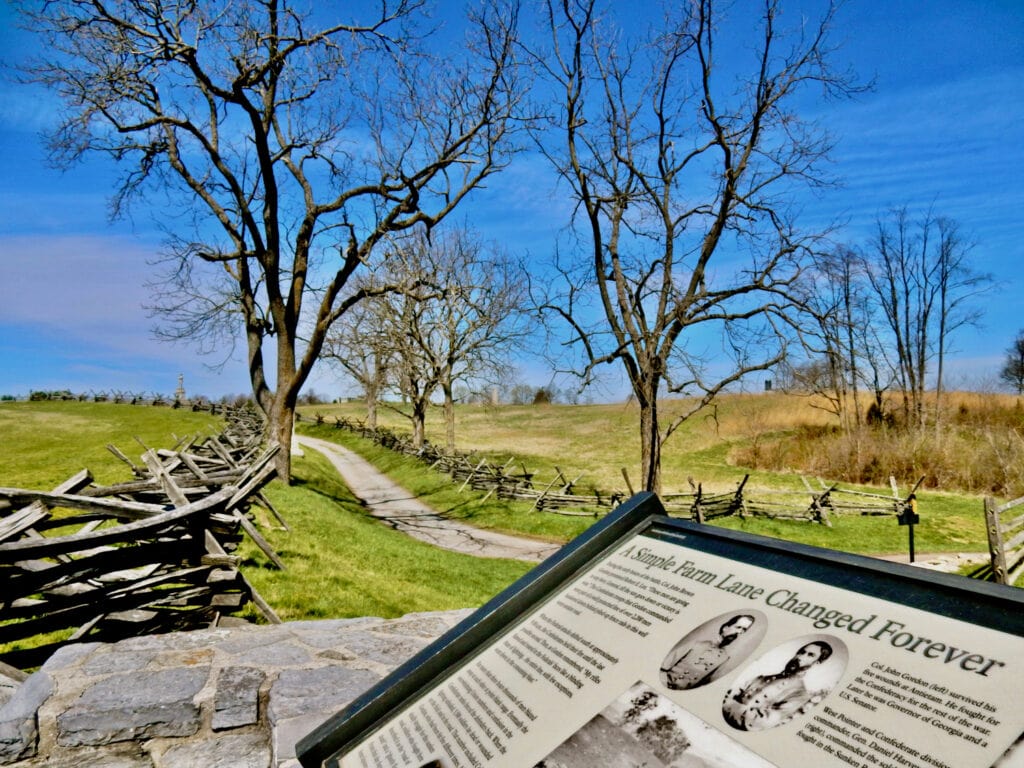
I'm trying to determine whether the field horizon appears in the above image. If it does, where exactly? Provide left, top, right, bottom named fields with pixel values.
left=1, top=395, right=1018, bottom=637
left=298, top=389, right=1024, bottom=499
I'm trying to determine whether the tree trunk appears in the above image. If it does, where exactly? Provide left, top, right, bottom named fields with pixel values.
left=638, top=387, right=662, bottom=495
left=842, top=273, right=861, bottom=428
left=935, top=277, right=948, bottom=438
left=443, top=389, right=456, bottom=452
left=268, top=398, right=295, bottom=483
left=411, top=400, right=427, bottom=449
left=366, top=351, right=385, bottom=431
left=249, top=324, right=296, bottom=484
left=365, top=395, right=378, bottom=431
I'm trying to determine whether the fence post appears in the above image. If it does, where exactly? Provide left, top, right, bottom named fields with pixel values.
left=985, top=496, right=1008, bottom=585
left=620, top=468, right=635, bottom=497
left=692, top=483, right=705, bottom=524
left=730, top=474, right=751, bottom=520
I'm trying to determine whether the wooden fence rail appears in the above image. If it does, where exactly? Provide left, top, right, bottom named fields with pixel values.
left=0, top=410, right=284, bottom=672
left=981, top=494, right=1024, bottom=585
left=305, top=415, right=918, bottom=525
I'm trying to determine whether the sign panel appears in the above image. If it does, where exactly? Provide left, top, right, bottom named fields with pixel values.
left=297, top=493, right=1024, bottom=768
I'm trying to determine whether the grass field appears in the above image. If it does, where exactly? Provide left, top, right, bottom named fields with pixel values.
left=0, top=400, right=224, bottom=488
left=296, top=395, right=998, bottom=558
left=0, top=396, right=1013, bottom=635
left=243, top=447, right=532, bottom=621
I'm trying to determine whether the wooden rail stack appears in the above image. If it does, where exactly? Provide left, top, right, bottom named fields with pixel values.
left=0, top=415, right=285, bottom=672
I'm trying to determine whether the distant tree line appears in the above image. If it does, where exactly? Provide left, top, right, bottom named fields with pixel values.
left=783, top=206, right=992, bottom=432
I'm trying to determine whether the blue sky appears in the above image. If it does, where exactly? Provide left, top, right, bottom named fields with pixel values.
left=0, top=1, right=1022, bottom=401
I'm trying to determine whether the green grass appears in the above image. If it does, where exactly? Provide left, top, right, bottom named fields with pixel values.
left=299, top=423, right=597, bottom=542
left=298, top=407, right=991, bottom=558
left=0, top=397, right=1006, bottom=640
left=239, top=447, right=532, bottom=620
left=711, top=502, right=981, bottom=555
left=0, top=401, right=224, bottom=489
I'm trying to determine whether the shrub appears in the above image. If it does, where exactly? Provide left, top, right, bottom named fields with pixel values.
left=733, top=421, right=1024, bottom=497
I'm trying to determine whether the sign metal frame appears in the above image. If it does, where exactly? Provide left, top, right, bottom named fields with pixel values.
left=296, top=492, right=1024, bottom=768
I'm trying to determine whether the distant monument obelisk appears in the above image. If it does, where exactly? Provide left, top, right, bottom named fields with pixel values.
left=174, top=374, right=186, bottom=404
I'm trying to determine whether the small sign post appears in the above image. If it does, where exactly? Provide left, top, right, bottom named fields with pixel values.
left=897, top=493, right=920, bottom=562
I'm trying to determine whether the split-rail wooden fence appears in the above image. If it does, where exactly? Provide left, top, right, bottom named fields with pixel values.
left=0, top=408, right=286, bottom=672
left=303, top=414, right=919, bottom=525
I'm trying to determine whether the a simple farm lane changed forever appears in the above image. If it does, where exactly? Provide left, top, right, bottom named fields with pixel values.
left=294, top=435, right=561, bottom=563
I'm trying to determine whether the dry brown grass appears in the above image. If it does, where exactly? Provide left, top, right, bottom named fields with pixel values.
left=731, top=392, right=1024, bottom=496
left=303, top=391, right=1024, bottom=498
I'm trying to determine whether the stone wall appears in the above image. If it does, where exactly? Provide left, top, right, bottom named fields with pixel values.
left=0, top=610, right=471, bottom=768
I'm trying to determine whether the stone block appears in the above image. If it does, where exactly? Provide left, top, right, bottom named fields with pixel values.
left=213, top=667, right=265, bottom=731
left=40, top=642, right=101, bottom=673
left=377, top=609, right=472, bottom=638
left=268, top=666, right=380, bottom=763
left=330, top=630, right=428, bottom=667
left=51, top=743, right=155, bottom=767
left=0, top=679, right=17, bottom=713
left=83, top=651, right=159, bottom=677
left=57, top=668, right=208, bottom=747
left=153, top=730, right=270, bottom=768
left=0, top=671, right=52, bottom=764
left=272, top=712, right=333, bottom=767
left=231, top=640, right=313, bottom=668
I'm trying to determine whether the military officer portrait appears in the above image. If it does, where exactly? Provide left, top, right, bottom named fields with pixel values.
left=722, top=635, right=848, bottom=731
left=659, top=610, right=767, bottom=691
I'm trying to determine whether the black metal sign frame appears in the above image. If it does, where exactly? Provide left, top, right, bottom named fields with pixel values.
left=297, top=492, right=1024, bottom=768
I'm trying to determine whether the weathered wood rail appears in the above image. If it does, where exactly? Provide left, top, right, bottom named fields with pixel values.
left=301, top=414, right=918, bottom=525
left=667, top=474, right=920, bottom=526
left=980, top=494, right=1024, bottom=585
left=0, top=409, right=284, bottom=672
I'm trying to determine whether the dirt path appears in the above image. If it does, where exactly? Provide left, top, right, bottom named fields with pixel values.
left=294, top=435, right=562, bottom=563
left=294, top=436, right=988, bottom=573
left=870, top=551, right=988, bottom=573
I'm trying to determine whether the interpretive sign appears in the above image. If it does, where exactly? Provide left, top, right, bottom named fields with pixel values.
left=297, top=492, right=1024, bottom=768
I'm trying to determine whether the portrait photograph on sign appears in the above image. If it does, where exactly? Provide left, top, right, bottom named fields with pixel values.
left=720, top=634, right=848, bottom=731
left=659, top=609, right=768, bottom=691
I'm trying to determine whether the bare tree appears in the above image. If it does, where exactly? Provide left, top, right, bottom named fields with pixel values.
left=791, top=248, right=863, bottom=428
left=864, top=207, right=989, bottom=428
left=531, top=0, right=859, bottom=492
left=791, top=244, right=909, bottom=429
left=17, top=0, right=524, bottom=480
left=322, top=292, right=393, bottom=431
left=389, top=281, right=439, bottom=450
left=345, top=227, right=533, bottom=450
left=416, top=229, right=533, bottom=450
left=999, top=330, right=1024, bottom=395
left=931, top=217, right=989, bottom=429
